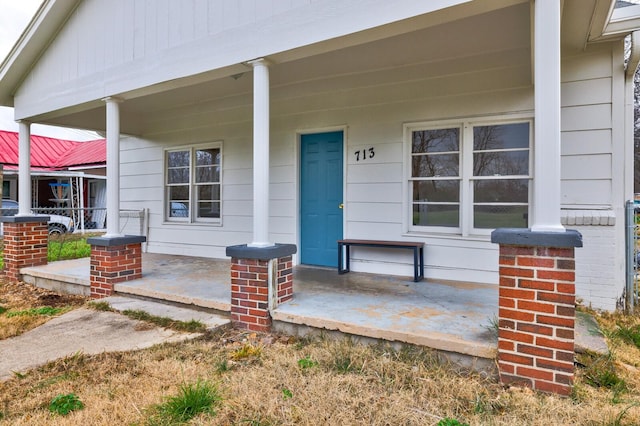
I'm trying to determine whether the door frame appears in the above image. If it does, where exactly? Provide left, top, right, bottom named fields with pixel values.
left=296, top=126, right=348, bottom=266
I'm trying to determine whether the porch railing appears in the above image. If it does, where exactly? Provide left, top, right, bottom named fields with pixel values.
left=0, top=207, right=148, bottom=246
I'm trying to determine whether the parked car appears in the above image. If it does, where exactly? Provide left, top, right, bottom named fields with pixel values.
left=0, top=199, right=75, bottom=235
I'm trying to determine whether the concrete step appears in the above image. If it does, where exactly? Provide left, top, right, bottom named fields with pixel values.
left=100, top=296, right=231, bottom=331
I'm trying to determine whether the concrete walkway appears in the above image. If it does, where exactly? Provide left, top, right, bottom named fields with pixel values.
left=0, top=299, right=230, bottom=381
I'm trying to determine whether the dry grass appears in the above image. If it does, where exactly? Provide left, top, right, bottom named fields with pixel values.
left=2, top=281, right=640, bottom=425
left=0, top=280, right=85, bottom=340
left=0, top=328, right=639, bottom=425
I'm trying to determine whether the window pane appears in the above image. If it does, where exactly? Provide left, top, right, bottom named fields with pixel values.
left=473, top=151, right=528, bottom=176
left=474, top=179, right=529, bottom=203
left=412, top=154, right=459, bottom=177
left=168, top=167, right=190, bottom=184
left=198, top=202, right=220, bottom=218
left=413, top=180, right=459, bottom=202
left=169, top=201, right=189, bottom=217
left=167, top=150, right=189, bottom=167
left=195, top=166, right=220, bottom=183
left=412, top=128, right=459, bottom=153
left=196, top=184, right=220, bottom=201
left=474, top=205, right=528, bottom=229
left=169, top=185, right=189, bottom=201
left=413, top=204, right=459, bottom=227
left=196, top=148, right=220, bottom=166
left=473, top=123, right=529, bottom=150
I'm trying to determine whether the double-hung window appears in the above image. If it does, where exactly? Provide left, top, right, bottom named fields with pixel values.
left=165, top=143, right=222, bottom=223
left=407, top=117, right=531, bottom=236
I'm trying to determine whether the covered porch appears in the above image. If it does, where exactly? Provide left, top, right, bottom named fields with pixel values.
left=20, top=253, right=498, bottom=366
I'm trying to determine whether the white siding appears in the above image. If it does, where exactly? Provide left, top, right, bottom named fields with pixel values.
left=13, top=0, right=470, bottom=119
left=558, top=42, right=627, bottom=310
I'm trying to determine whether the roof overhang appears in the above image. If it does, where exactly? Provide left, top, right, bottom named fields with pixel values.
left=589, top=0, right=640, bottom=41
left=0, top=0, right=81, bottom=107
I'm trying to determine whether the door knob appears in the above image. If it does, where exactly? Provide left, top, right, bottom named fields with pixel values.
left=339, top=203, right=344, bottom=209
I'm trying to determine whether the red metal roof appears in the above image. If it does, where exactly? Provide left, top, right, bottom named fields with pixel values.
left=0, top=130, right=105, bottom=170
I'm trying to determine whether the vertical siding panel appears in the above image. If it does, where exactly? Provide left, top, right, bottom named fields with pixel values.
left=194, top=0, right=209, bottom=38
left=156, top=0, right=169, bottom=51
left=133, top=0, right=146, bottom=59
left=122, top=0, right=135, bottom=63
left=208, top=0, right=224, bottom=34
left=145, top=0, right=158, bottom=54
left=180, top=0, right=196, bottom=43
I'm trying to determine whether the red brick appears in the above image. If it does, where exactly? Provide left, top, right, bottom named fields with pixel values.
left=500, top=246, right=535, bottom=256
left=499, top=374, right=533, bottom=388
left=556, top=328, right=574, bottom=339
left=499, top=297, right=516, bottom=308
left=517, top=300, right=555, bottom=314
left=499, top=276, right=516, bottom=287
left=499, top=255, right=516, bottom=266
left=556, top=283, right=576, bottom=294
left=517, top=343, right=554, bottom=359
left=556, top=259, right=575, bottom=270
left=534, top=380, right=571, bottom=396
left=499, top=308, right=535, bottom=322
left=556, top=306, right=575, bottom=317
left=516, top=323, right=553, bottom=336
left=517, top=257, right=555, bottom=268
left=498, top=340, right=515, bottom=351
left=500, top=288, right=535, bottom=300
left=537, top=292, right=575, bottom=305
left=500, top=329, right=534, bottom=344
left=555, top=373, right=574, bottom=385
left=536, top=336, right=574, bottom=352
left=537, top=270, right=575, bottom=281
left=499, top=363, right=515, bottom=374
left=499, top=319, right=515, bottom=330
left=516, top=366, right=554, bottom=381
left=536, top=247, right=574, bottom=258
left=499, top=352, right=533, bottom=366
left=519, top=279, right=555, bottom=291
left=500, top=267, right=535, bottom=278
left=536, top=358, right=574, bottom=373
left=537, top=315, right=574, bottom=328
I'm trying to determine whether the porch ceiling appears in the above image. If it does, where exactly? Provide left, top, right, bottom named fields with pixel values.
left=32, top=2, right=536, bottom=135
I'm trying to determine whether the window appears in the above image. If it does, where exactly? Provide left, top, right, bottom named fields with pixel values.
left=407, top=118, right=531, bottom=235
left=165, top=143, right=222, bottom=223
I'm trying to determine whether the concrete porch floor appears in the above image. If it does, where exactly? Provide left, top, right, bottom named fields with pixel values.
left=20, top=253, right=498, bottom=362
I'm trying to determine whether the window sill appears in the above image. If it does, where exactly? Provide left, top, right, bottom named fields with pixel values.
left=402, top=231, right=491, bottom=243
left=163, top=220, right=222, bottom=227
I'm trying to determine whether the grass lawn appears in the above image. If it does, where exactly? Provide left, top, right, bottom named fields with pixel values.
left=2, top=284, right=640, bottom=424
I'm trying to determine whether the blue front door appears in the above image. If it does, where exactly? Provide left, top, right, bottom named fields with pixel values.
left=300, top=131, right=344, bottom=267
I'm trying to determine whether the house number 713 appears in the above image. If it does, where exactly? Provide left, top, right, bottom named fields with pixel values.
left=354, top=147, right=375, bottom=161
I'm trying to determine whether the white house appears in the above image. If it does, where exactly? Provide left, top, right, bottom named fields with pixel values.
left=0, top=0, right=639, bottom=311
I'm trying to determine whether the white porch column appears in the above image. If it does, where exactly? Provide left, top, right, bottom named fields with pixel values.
left=248, top=58, right=273, bottom=247
left=531, top=0, right=564, bottom=232
left=103, top=97, right=123, bottom=238
left=16, top=120, right=32, bottom=216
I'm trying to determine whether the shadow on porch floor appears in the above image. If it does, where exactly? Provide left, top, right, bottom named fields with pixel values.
left=20, top=253, right=498, bottom=364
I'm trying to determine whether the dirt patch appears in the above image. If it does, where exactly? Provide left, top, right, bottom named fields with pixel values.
left=0, top=279, right=87, bottom=340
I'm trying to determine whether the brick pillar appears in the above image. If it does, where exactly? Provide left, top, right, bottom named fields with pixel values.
left=277, top=255, right=293, bottom=304
left=492, top=229, right=582, bottom=396
left=1, top=217, right=49, bottom=283
left=226, top=244, right=297, bottom=331
left=87, top=235, right=146, bottom=299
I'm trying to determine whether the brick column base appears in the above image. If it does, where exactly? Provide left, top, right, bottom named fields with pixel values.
left=1, top=217, right=49, bottom=283
left=492, top=229, right=582, bottom=396
left=87, top=235, right=146, bottom=299
left=226, top=244, right=297, bottom=331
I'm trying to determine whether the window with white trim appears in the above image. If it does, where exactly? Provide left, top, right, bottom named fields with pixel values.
left=165, top=143, right=222, bottom=223
left=407, top=118, right=531, bottom=235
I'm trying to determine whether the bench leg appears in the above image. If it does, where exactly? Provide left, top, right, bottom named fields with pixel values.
left=413, top=246, right=424, bottom=282
left=338, top=243, right=350, bottom=274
